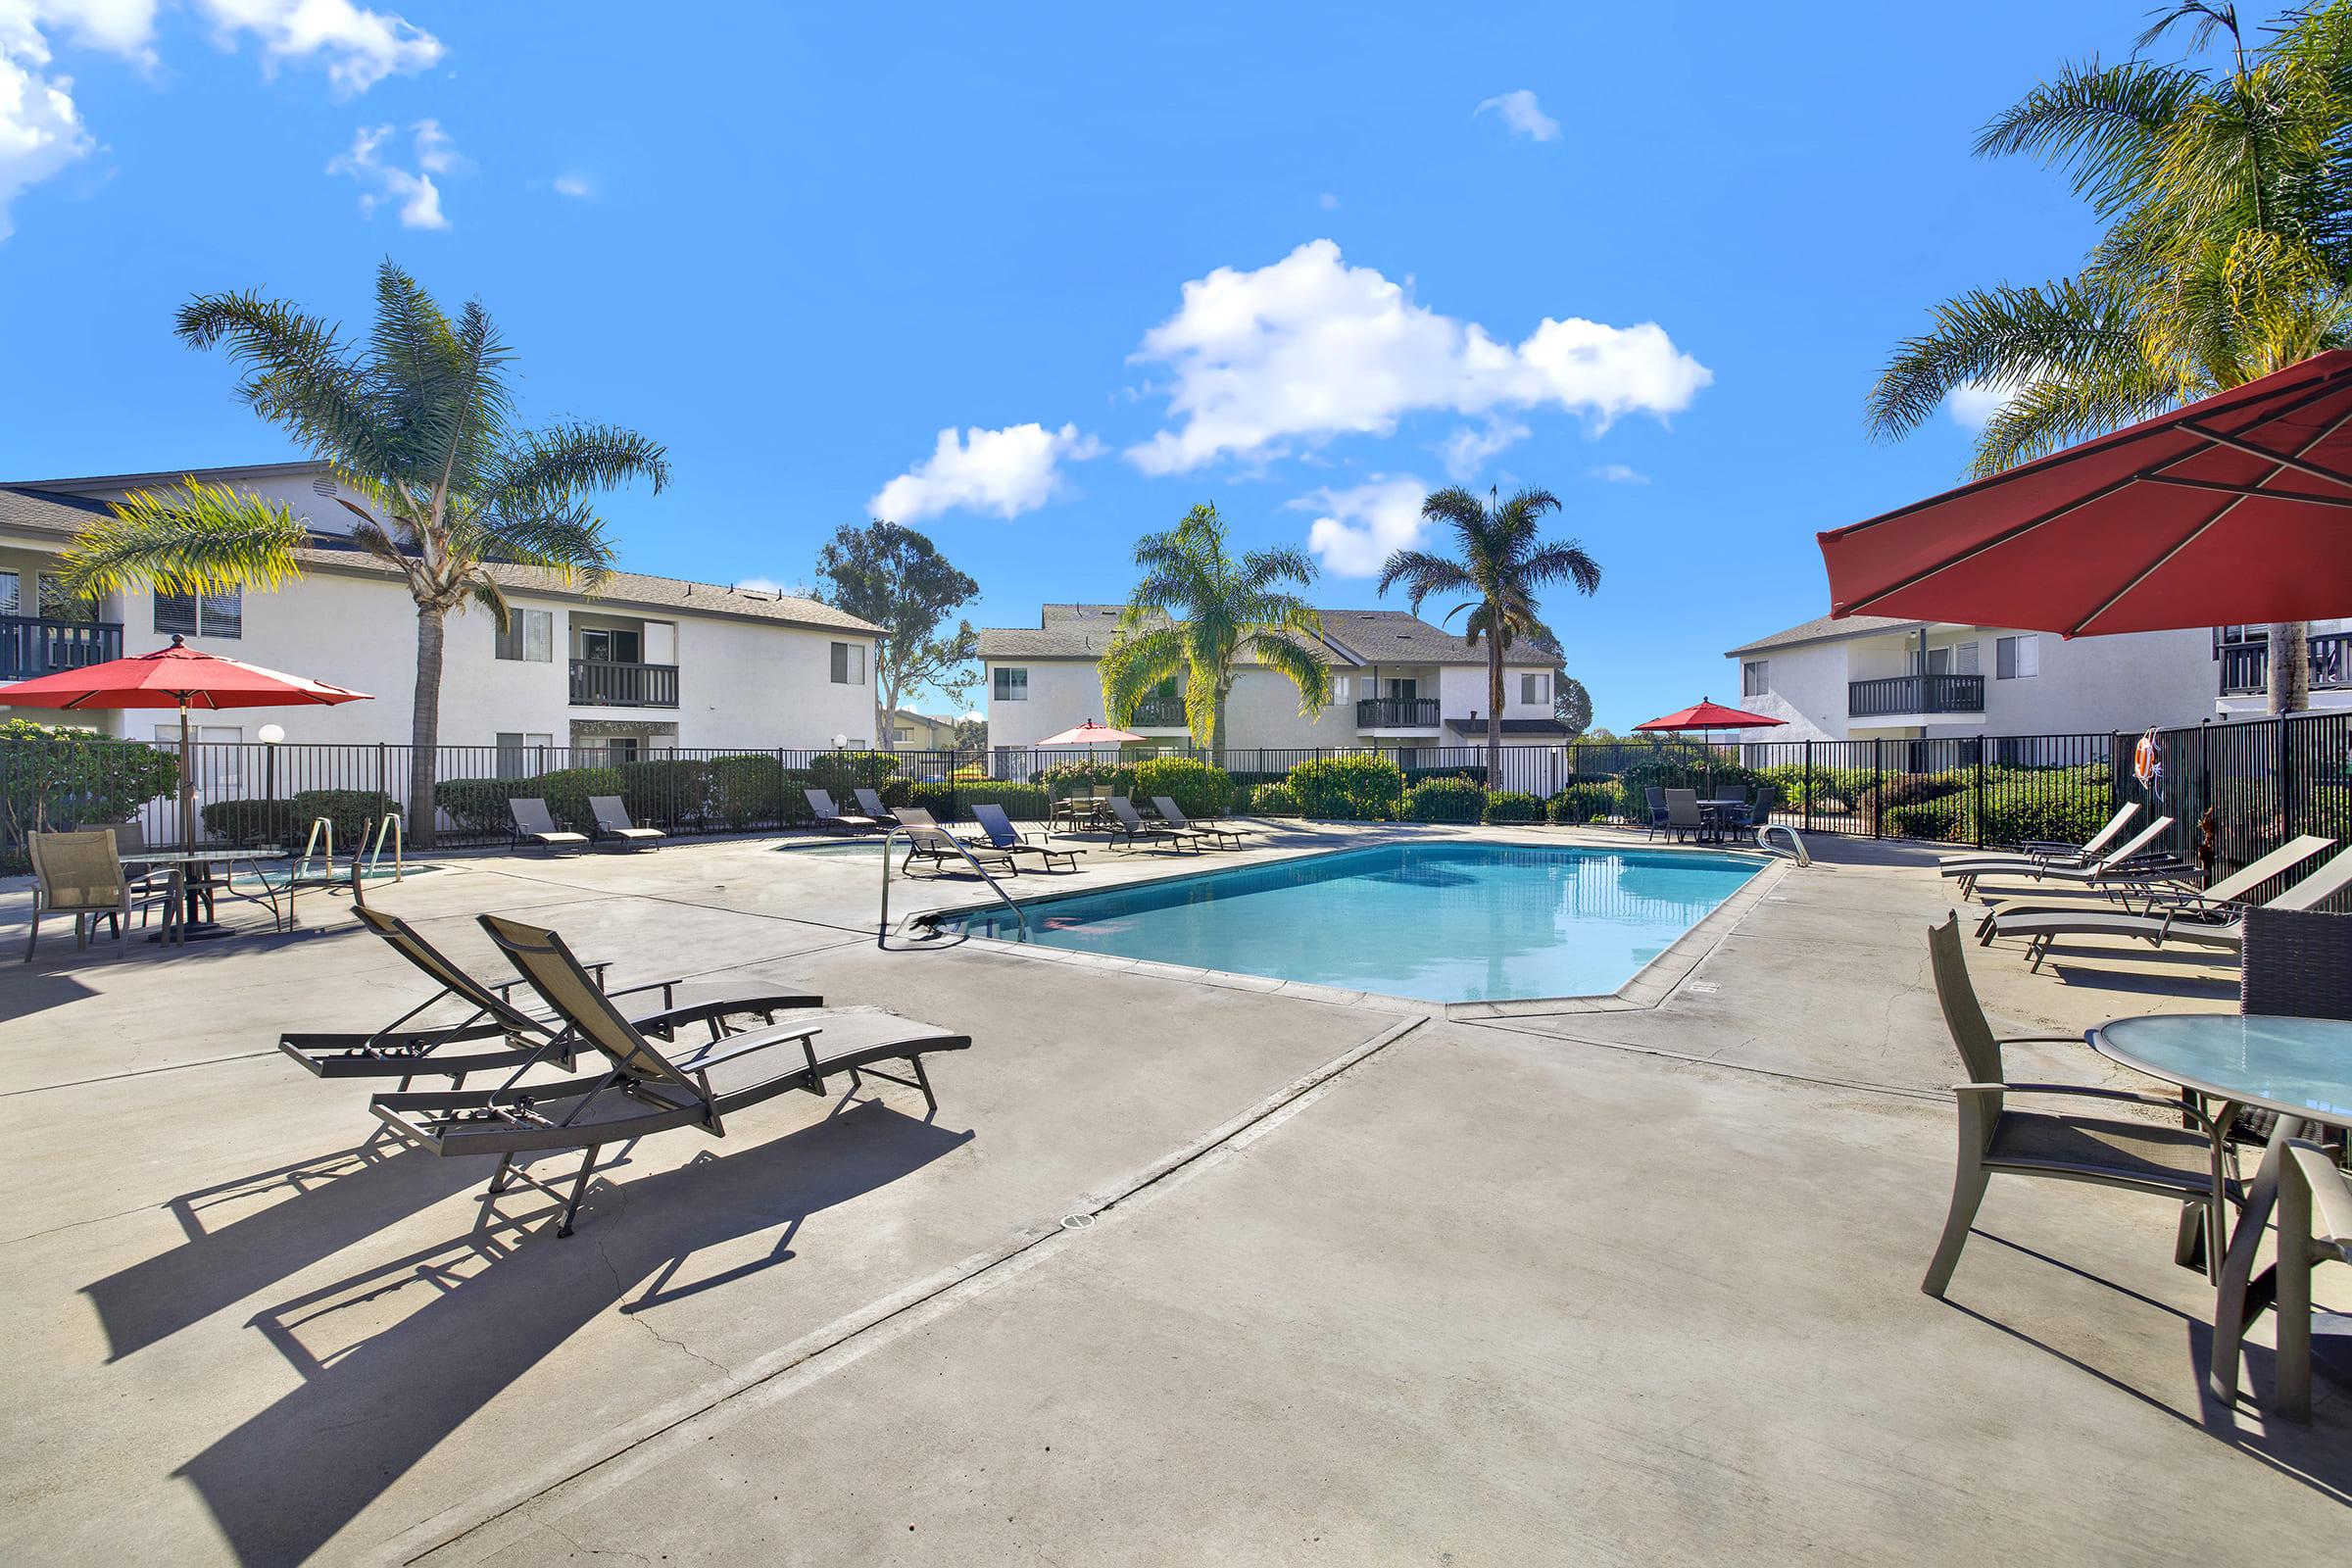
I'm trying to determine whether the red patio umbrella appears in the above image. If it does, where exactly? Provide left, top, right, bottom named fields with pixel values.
left=1036, top=719, right=1147, bottom=746
left=0, top=634, right=372, bottom=857
left=1819, top=350, right=2352, bottom=635
left=1634, top=699, right=1788, bottom=735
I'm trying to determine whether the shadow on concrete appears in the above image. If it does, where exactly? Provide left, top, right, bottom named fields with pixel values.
left=174, top=1099, right=972, bottom=1564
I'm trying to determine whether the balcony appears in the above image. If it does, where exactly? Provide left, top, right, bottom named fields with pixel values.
left=569, top=659, right=678, bottom=708
left=1, top=615, right=122, bottom=681
left=2218, top=632, right=2350, bottom=697
left=1129, top=698, right=1189, bottom=728
left=1848, top=673, right=1984, bottom=718
left=1356, top=696, right=1442, bottom=729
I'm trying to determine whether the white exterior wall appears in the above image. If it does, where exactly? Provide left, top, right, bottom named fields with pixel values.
left=980, top=661, right=1108, bottom=749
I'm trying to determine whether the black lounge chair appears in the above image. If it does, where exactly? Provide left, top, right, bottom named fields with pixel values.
left=853, top=788, right=901, bottom=826
left=1103, top=796, right=1200, bottom=853
left=510, top=798, right=589, bottom=855
left=969, top=805, right=1083, bottom=872
left=891, top=806, right=1021, bottom=877
left=1151, top=796, right=1247, bottom=849
left=369, top=913, right=971, bottom=1236
left=589, top=795, right=665, bottom=850
left=805, top=788, right=882, bottom=834
left=280, top=904, right=818, bottom=1087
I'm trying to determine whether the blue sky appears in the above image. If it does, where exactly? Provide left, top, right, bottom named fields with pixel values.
left=0, top=3, right=2267, bottom=725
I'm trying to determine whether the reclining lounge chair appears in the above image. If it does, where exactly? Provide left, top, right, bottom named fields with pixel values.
left=853, top=788, right=901, bottom=826
left=510, top=798, right=590, bottom=856
left=1974, top=833, right=2334, bottom=938
left=969, top=804, right=1083, bottom=872
left=1104, top=796, right=1200, bottom=853
left=805, top=788, right=882, bottom=835
left=589, top=796, right=665, bottom=851
left=1152, top=797, right=1247, bottom=849
left=1949, top=816, right=2184, bottom=903
left=891, top=806, right=1021, bottom=877
left=1937, top=801, right=2139, bottom=869
left=369, top=913, right=971, bottom=1236
left=1985, top=843, right=2352, bottom=971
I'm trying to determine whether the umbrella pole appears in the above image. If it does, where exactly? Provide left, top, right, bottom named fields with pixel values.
left=177, top=697, right=193, bottom=854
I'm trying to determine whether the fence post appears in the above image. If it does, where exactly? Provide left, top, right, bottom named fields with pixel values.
left=1801, top=740, right=1813, bottom=832
left=1972, top=737, right=1986, bottom=850
left=2278, top=715, right=2296, bottom=842
left=375, top=742, right=388, bottom=812
left=1872, top=738, right=1884, bottom=839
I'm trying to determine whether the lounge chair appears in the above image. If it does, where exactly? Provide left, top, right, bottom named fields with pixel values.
left=510, top=798, right=589, bottom=856
left=969, top=804, right=1084, bottom=872
left=1973, top=833, right=2334, bottom=938
left=1663, top=788, right=1705, bottom=844
left=24, top=828, right=163, bottom=959
left=280, top=903, right=817, bottom=1087
left=1151, top=797, right=1247, bottom=849
left=1940, top=805, right=2153, bottom=896
left=1950, top=816, right=2184, bottom=903
left=588, top=796, right=665, bottom=851
left=1103, top=796, right=1200, bottom=853
left=368, top=913, right=970, bottom=1236
left=891, top=806, right=1022, bottom=877
left=1985, top=843, right=2352, bottom=971
left=853, top=788, right=901, bottom=826
left=804, top=788, right=882, bottom=835
left=1918, top=911, right=2237, bottom=1298
left=1936, top=801, right=2140, bottom=870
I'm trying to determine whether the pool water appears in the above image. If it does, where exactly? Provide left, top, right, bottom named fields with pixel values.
left=947, top=841, right=1764, bottom=1003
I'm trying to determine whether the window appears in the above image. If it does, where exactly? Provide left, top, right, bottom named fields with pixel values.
left=155, top=587, right=241, bottom=639
left=495, top=731, right=555, bottom=777
left=1996, top=633, right=2039, bottom=679
left=1952, top=641, right=1980, bottom=676
left=578, top=625, right=641, bottom=663
left=992, top=666, right=1027, bottom=701
left=37, top=574, right=94, bottom=621
left=1742, top=660, right=1769, bottom=698
left=495, top=609, right=554, bottom=662
left=1327, top=675, right=1349, bottom=707
left=1519, top=671, right=1549, bottom=706
left=830, top=640, right=866, bottom=685
left=0, top=571, right=16, bottom=615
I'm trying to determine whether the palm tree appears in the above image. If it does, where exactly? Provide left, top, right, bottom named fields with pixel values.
left=1378, top=486, right=1601, bottom=783
left=1866, top=2, right=2352, bottom=713
left=1099, top=503, right=1330, bottom=752
left=58, top=261, right=668, bottom=843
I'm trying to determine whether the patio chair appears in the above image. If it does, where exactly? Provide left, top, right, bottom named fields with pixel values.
left=1663, top=789, right=1705, bottom=844
left=368, top=913, right=971, bottom=1236
left=1643, top=786, right=1671, bottom=840
left=1974, top=833, right=2333, bottom=938
left=24, top=829, right=161, bottom=959
left=890, top=806, right=1021, bottom=877
left=969, top=804, right=1084, bottom=872
left=853, top=787, right=901, bottom=826
left=1152, top=797, right=1247, bottom=849
left=1984, top=843, right=2352, bottom=971
left=588, top=796, right=665, bottom=851
left=509, top=798, right=589, bottom=856
left=2209, top=1138, right=2352, bottom=1422
left=1104, top=796, right=1200, bottom=853
left=280, top=903, right=818, bottom=1087
left=804, top=788, right=882, bottom=835
left=1919, top=911, right=2236, bottom=1298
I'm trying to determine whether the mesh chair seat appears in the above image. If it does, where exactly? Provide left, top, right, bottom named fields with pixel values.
left=1986, top=1108, right=2223, bottom=1190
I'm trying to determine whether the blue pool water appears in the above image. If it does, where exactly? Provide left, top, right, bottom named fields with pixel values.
left=947, top=841, right=1764, bottom=1003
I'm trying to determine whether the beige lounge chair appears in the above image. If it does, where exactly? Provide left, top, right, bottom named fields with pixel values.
left=1151, top=797, right=1246, bottom=849
left=891, top=806, right=1020, bottom=877
left=1985, top=843, right=2352, bottom=970
left=1975, top=833, right=2334, bottom=936
left=588, top=796, right=664, bottom=850
left=804, top=788, right=881, bottom=834
left=509, top=798, right=589, bottom=855
left=1937, top=802, right=2140, bottom=877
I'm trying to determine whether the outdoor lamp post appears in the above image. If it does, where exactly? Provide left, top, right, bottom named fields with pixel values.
left=259, top=723, right=284, bottom=810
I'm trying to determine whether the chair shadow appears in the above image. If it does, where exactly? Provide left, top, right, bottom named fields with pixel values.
left=173, top=1098, right=972, bottom=1565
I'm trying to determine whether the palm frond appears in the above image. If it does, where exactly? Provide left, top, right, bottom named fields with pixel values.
left=1375, top=550, right=1475, bottom=614
left=172, top=290, right=386, bottom=472
left=1974, top=59, right=2204, bottom=212
left=1520, top=540, right=1602, bottom=597
left=1866, top=276, right=2148, bottom=440
left=495, top=422, right=670, bottom=511
left=466, top=577, right=512, bottom=630
left=1246, top=632, right=1332, bottom=713
left=1098, top=624, right=1192, bottom=724
left=57, top=480, right=309, bottom=601
left=1968, top=363, right=2185, bottom=474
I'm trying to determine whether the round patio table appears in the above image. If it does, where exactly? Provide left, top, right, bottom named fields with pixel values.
left=2089, top=1013, right=2352, bottom=1407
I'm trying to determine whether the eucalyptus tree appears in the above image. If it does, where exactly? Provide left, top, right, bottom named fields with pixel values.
left=1099, top=503, right=1330, bottom=753
left=1866, top=1, right=2352, bottom=711
left=60, top=261, right=668, bottom=842
left=812, top=518, right=980, bottom=753
left=1377, top=486, right=1601, bottom=783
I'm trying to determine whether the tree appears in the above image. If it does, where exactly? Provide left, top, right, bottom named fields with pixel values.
left=1553, top=671, right=1593, bottom=737
left=1866, top=2, right=2352, bottom=713
left=1099, top=503, right=1329, bottom=752
left=1378, top=486, right=1601, bottom=782
left=954, top=712, right=988, bottom=753
left=58, top=261, right=667, bottom=844
left=812, top=520, right=980, bottom=753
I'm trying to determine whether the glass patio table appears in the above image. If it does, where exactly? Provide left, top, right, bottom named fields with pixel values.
left=124, top=848, right=318, bottom=944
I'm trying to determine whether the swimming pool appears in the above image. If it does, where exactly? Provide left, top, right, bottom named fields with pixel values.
left=944, top=841, right=1765, bottom=1004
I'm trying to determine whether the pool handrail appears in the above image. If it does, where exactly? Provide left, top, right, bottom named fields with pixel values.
left=878, top=822, right=1029, bottom=947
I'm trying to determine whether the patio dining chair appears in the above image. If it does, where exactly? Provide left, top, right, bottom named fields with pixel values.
left=24, top=828, right=162, bottom=960
left=1920, top=911, right=2237, bottom=1298
left=1663, top=789, right=1705, bottom=844
left=1643, top=786, right=1671, bottom=840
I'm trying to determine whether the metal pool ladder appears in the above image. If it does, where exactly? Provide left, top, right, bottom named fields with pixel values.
left=877, top=826, right=1030, bottom=947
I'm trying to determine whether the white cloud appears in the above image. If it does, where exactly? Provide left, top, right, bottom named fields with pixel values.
left=1440, top=418, right=1529, bottom=480
left=1126, top=239, right=1710, bottom=474
left=734, top=576, right=785, bottom=595
left=196, top=0, right=444, bottom=95
left=327, top=121, right=450, bottom=227
left=0, top=44, right=94, bottom=242
left=1318, top=190, right=1341, bottom=211
left=1475, top=88, right=1560, bottom=142
left=1290, top=474, right=1431, bottom=577
left=870, top=422, right=1103, bottom=522
left=552, top=172, right=592, bottom=198
left=1589, top=463, right=1648, bottom=483
left=1947, top=380, right=2006, bottom=431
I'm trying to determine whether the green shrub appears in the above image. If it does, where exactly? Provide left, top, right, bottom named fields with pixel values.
left=1482, top=790, right=1544, bottom=824
left=1401, top=775, right=1485, bottom=823
left=290, top=789, right=400, bottom=848
left=1286, top=754, right=1404, bottom=820
left=1402, top=763, right=1487, bottom=787
left=1032, top=760, right=1124, bottom=795
left=1129, top=756, right=1233, bottom=817
left=898, top=781, right=1051, bottom=821
left=1246, top=782, right=1300, bottom=815
left=434, top=767, right=624, bottom=835
left=1884, top=795, right=1975, bottom=843
left=807, top=750, right=899, bottom=799
left=202, top=797, right=296, bottom=847
left=0, top=719, right=180, bottom=856
left=1545, top=782, right=1619, bottom=823
left=1853, top=769, right=1965, bottom=821
left=711, top=754, right=789, bottom=827
left=1617, top=758, right=1767, bottom=820
left=616, top=758, right=712, bottom=826
left=1978, top=782, right=2114, bottom=850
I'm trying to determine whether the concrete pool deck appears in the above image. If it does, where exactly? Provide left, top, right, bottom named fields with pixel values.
left=0, top=820, right=2342, bottom=1562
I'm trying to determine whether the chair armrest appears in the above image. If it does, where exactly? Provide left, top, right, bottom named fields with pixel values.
left=1994, top=1034, right=2094, bottom=1046
left=1975, top=1080, right=2226, bottom=1134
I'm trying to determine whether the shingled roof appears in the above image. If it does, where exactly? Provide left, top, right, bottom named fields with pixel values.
left=1723, top=612, right=1928, bottom=657
left=979, top=603, right=1554, bottom=666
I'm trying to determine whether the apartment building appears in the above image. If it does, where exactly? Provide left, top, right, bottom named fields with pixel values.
left=0, top=462, right=883, bottom=755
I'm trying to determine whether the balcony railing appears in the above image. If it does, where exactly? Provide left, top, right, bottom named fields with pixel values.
left=569, top=659, right=678, bottom=708
left=1355, top=696, right=1442, bottom=728
left=1129, top=699, right=1189, bottom=727
left=2218, top=632, right=2350, bottom=696
left=1848, top=673, right=1985, bottom=717
left=0, top=615, right=122, bottom=681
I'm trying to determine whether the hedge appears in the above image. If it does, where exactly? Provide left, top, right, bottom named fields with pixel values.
left=436, top=766, right=625, bottom=834
left=1853, top=769, right=1965, bottom=822
left=896, top=782, right=1051, bottom=821
left=1401, top=775, right=1484, bottom=823
left=1245, top=782, right=1301, bottom=815
left=1286, top=754, right=1404, bottom=820
left=712, top=754, right=791, bottom=827
left=1482, top=790, right=1545, bottom=825
left=0, top=719, right=180, bottom=858
left=1129, top=757, right=1234, bottom=817
left=1545, top=782, right=1619, bottom=824
left=1617, top=758, right=1767, bottom=821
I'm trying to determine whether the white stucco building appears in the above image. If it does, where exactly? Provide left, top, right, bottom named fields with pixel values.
left=1, top=462, right=883, bottom=757
left=980, top=603, right=1568, bottom=761
left=1724, top=612, right=2352, bottom=744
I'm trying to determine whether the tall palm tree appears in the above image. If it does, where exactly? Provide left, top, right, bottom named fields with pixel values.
left=1099, top=503, right=1330, bottom=752
left=1378, top=486, right=1601, bottom=783
left=59, top=261, right=668, bottom=843
left=1866, top=2, right=2352, bottom=712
